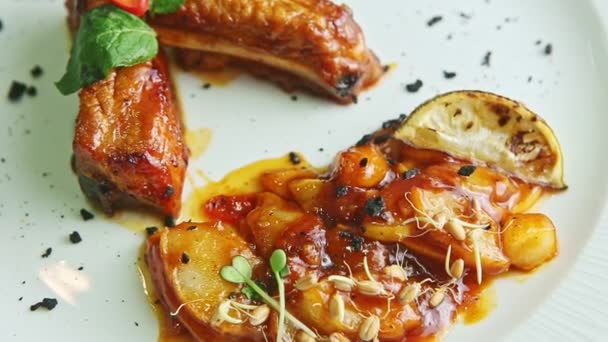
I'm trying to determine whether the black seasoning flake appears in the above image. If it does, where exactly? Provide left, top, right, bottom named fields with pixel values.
left=69, top=231, right=82, bottom=244
left=7, top=81, right=27, bottom=102
left=373, top=134, right=392, bottom=144
left=77, top=266, right=84, bottom=271
left=202, top=83, right=211, bottom=89
left=535, top=40, right=542, bottom=46
left=30, top=65, right=43, bottom=78
left=335, top=185, right=348, bottom=198
left=181, top=252, right=190, bottom=264
left=288, top=152, right=301, bottom=165
left=359, top=158, right=368, bottom=167
left=381, top=114, right=407, bottom=129
left=187, top=225, right=197, bottom=231
left=427, top=15, right=443, bottom=27
left=544, top=43, right=553, bottom=55
left=356, top=134, right=373, bottom=146
left=164, top=216, right=176, bottom=227
left=164, top=185, right=175, bottom=198
left=30, top=298, right=58, bottom=311
left=482, top=51, right=492, bottom=67
left=0, top=19, right=3, bottom=31
left=80, top=208, right=94, bottom=221
left=145, top=226, right=158, bottom=236
left=318, top=147, right=324, bottom=152
left=364, top=197, right=385, bottom=217
left=135, top=322, right=139, bottom=327
left=457, top=165, right=477, bottom=177
left=403, top=168, right=420, bottom=180
left=18, top=297, right=23, bottom=301
left=26, top=86, right=37, bottom=97
left=291, top=95, right=298, bottom=101
left=405, top=79, right=423, bottom=93
left=41, top=247, right=52, bottom=258
left=383, top=65, right=390, bottom=73
left=443, top=70, right=457, bottom=79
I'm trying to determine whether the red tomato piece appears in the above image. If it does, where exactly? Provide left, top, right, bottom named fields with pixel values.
left=204, top=195, right=257, bottom=225
left=110, top=0, right=150, bottom=17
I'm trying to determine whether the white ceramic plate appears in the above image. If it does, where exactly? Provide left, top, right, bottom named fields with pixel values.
left=1, top=0, right=607, bottom=341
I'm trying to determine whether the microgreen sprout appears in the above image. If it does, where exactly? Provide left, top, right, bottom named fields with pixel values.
left=220, top=252, right=316, bottom=339
left=270, top=249, right=289, bottom=342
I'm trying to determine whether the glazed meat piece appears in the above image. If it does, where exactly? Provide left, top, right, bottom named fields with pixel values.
left=73, top=51, right=188, bottom=217
left=149, top=0, right=384, bottom=103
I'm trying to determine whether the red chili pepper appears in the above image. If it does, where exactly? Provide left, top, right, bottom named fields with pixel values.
left=110, top=0, right=150, bottom=17
left=204, top=195, right=257, bottom=225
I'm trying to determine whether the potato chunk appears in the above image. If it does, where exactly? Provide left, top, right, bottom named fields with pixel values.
left=147, top=222, right=262, bottom=340
left=502, top=213, right=558, bottom=270
left=246, top=192, right=303, bottom=257
left=260, top=168, right=317, bottom=199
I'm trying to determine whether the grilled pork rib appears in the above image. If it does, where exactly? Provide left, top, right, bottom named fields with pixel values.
left=149, top=0, right=384, bottom=103
left=72, top=51, right=188, bottom=217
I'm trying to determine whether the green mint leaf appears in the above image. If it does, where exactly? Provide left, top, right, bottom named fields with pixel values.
left=56, top=5, right=158, bottom=95
left=270, top=250, right=287, bottom=274
left=150, top=0, right=186, bottom=14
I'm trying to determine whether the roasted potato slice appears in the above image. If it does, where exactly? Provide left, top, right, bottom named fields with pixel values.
left=260, top=168, right=317, bottom=199
left=395, top=91, right=566, bottom=189
left=146, top=222, right=263, bottom=340
left=502, top=213, right=558, bottom=270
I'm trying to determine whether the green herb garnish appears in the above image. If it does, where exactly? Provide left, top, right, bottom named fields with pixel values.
left=150, top=0, right=186, bottom=14
left=55, top=5, right=158, bottom=95
left=220, top=252, right=315, bottom=338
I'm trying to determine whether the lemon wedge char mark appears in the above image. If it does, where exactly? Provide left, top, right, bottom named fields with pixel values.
left=395, top=90, right=566, bottom=189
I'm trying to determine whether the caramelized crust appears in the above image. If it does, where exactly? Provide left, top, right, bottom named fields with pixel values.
left=73, top=52, right=188, bottom=217
left=149, top=0, right=384, bottom=103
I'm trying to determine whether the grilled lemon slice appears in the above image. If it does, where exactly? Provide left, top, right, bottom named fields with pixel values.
left=395, top=90, right=566, bottom=189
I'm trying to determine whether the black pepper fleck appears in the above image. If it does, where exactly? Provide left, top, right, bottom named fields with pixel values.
left=80, top=208, right=94, bottom=221
left=405, top=79, right=423, bottom=93
left=41, top=247, right=52, bottom=258
left=381, top=114, right=407, bottom=129
left=0, top=19, right=3, bottom=32
left=359, top=158, right=368, bottom=167
left=164, top=185, right=174, bottom=198
left=364, top=197, right=385, bottom=217
left=30, top=298, right=58, bottom=311
left=202, top=83, right=211, bottom=89
left=135, top=322, right=139, bottom=327
left=164, top=216, right=176, bottom=227
left=335, top=185, right=348, bottom=198
left=187, top=225, right=197, bottom=231
left=288, top=152, right=301, bottom=165
left=145, top=226, right=158, bottom=236
left=181, top=252, right=190, bottom=264
left=290, top=95, right=298, bottom=101
left=18, top=297, right=23, bottom=301
left=30, top=65, right=43, bottom=78
left=77, top=266, right=84, bottom=271
left=69, top=231, right=82, bottom=244
left=482, top=51, right=492, bottom=66
left=544, top=43, right=553, bottom=55
left=26, top=86, right=37, bottom=97
left=427, top=15, right=443, bottom=27
left=403, top=168, right=420, bottom=180
left=457, top=165, right=477, bottom=177
left=443, top=71, right=457, bottom=79
left=7, top=81, right=27, bottom=102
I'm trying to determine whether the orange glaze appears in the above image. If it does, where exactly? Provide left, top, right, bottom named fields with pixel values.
left=147, top=130, right=554, bottom=341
